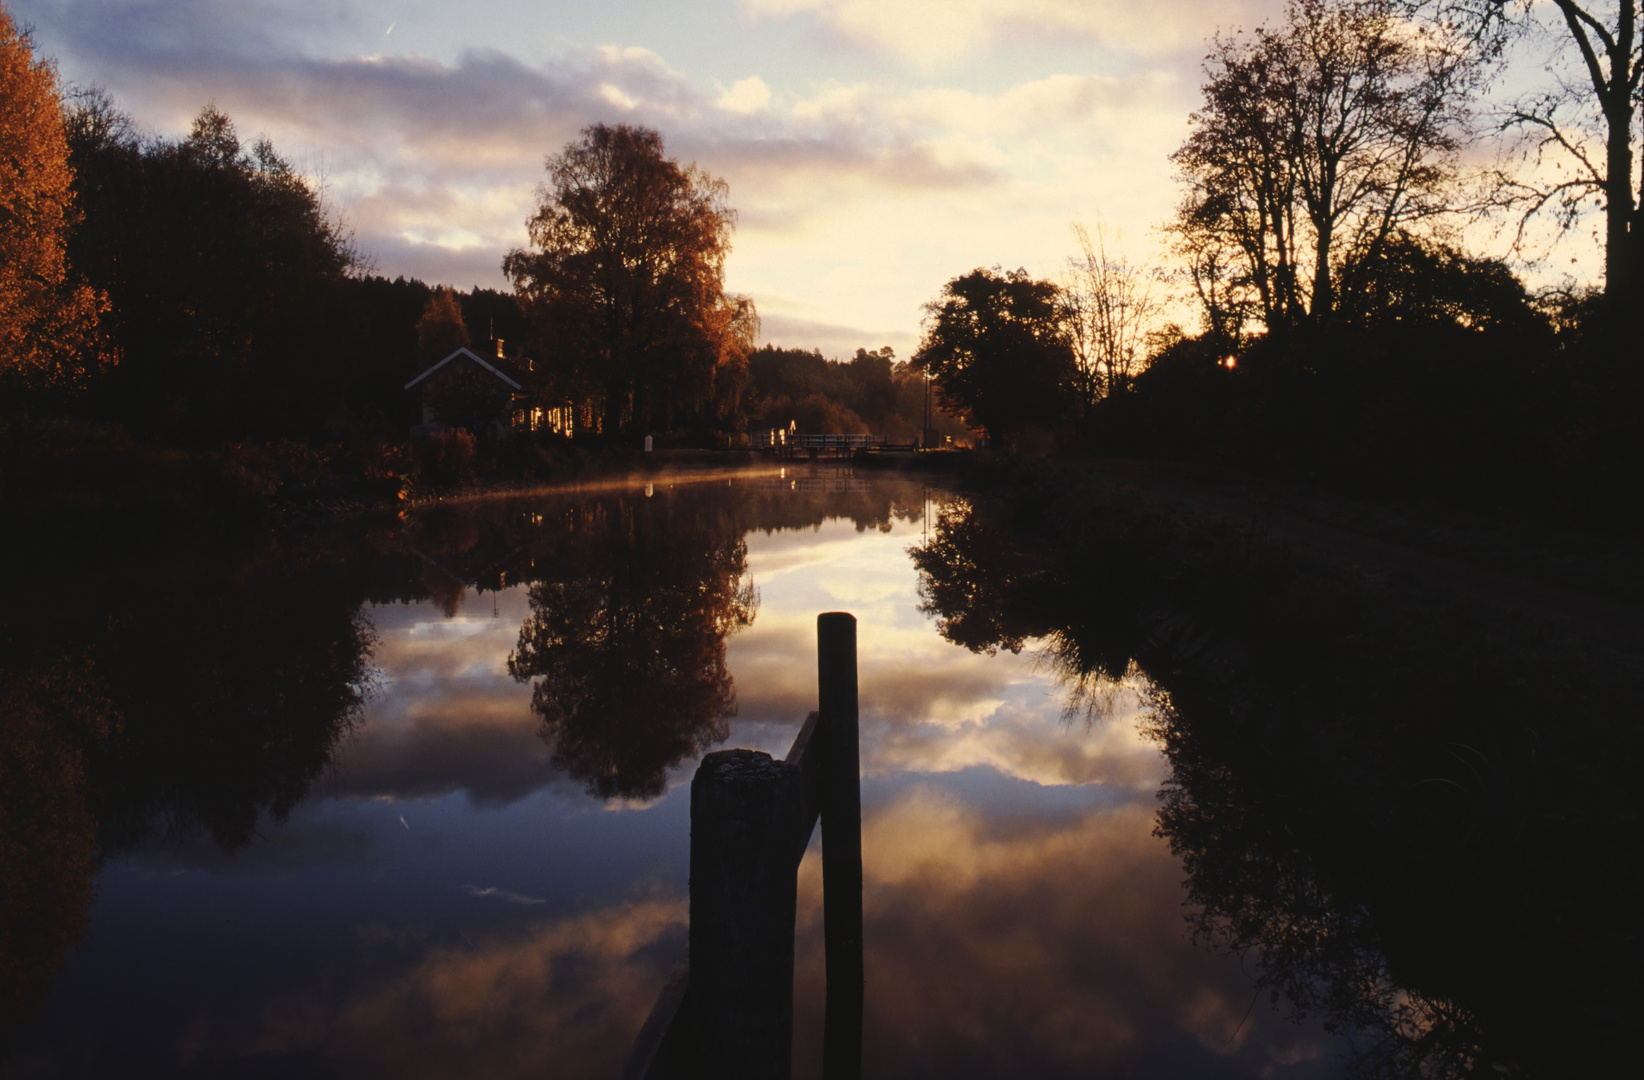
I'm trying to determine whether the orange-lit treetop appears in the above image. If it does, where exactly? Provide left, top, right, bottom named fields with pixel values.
left=0, top=6, right=105, bottom=400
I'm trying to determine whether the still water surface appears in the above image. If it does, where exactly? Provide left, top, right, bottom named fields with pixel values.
left=5, top=467, right=1351, bottom=1078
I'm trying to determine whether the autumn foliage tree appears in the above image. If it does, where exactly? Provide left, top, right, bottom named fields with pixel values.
left=0, top=9, right=104, bottom=404
left=504, top=124, right=757, bottom=441
left=415, top=286, right=471, bottom=365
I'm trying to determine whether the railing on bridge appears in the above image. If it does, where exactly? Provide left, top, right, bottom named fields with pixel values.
left=752, top=431, right=896, bottom=453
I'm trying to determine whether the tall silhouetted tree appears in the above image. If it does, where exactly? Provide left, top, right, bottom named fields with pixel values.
left=503, top=123, right=758, bottom=440
left=1171, top=0, right=1477, bottom=339
left=1061, top=221, right=1164, bottom=431
left=0, top=10, right=105, bottom=404
left=1442, top=0, right=1641, bottom=306
left=912, top=268, right=1075, bottom=447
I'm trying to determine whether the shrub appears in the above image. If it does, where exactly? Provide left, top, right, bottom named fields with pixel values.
left=410, top=428, right=476, bottom=487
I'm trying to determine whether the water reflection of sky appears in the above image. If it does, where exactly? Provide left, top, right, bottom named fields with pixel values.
left=16, top=481, right=1348, bottom=1079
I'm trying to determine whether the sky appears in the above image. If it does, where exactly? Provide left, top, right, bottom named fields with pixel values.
left=13, top=0, right=1600, bottom=358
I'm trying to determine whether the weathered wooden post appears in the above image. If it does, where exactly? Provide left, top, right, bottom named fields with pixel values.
left=816, top=612, right=863, bottom=1080
left=620, top=617, right=864, bottom=1080
left=690, top=749, right=803, bottom=1079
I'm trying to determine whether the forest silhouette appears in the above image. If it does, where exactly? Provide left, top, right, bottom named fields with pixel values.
left=0, top=0, right=1636, bottom=531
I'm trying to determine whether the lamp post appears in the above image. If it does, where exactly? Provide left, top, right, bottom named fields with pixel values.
left=922, top=369, right=931, bottom=451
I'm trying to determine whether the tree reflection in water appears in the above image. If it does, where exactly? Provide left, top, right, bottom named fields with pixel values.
left=0, top=470, right=924, bottom=1056
left=912, top=484, right=1643, bottom=1079
left=912, top=495, right=1151, bottom=720
left=508, top=497, right=757, bottom=800
left=90, top=570, right=376, bottom=851
left=0, top=536, right=377, bottom=1044
left=0, top=660, right=116, bottom=1042
left=370, top=475, right=915, bottom=802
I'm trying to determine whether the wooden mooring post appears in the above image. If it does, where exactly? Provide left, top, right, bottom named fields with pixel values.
left=816, top=612, right=863, bottom=1080
left=618, top=612, right=864, bottom=1080
left=691, top=751, right=802, bottom=1077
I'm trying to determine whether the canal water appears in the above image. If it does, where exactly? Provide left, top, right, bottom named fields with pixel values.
left=4, top=466, right=1362, bottom=1077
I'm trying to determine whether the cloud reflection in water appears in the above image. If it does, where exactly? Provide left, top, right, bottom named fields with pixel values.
left=98, top=477, right=1344, bottom=1078
left=791, top=788, right=1337, bottom=1078
left=252, top=898, right=689, bottom=1079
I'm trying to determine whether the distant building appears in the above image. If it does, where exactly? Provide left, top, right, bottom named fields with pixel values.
left=404, top=343, right=575, bottom=440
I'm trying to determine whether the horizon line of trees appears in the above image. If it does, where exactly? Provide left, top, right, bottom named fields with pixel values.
left=3, top=0, right=1638, bottom=523
left=0, top=18, right=962, bottom=469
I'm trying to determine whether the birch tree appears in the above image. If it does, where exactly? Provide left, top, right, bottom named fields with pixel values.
left=1062, top=221, right=1165, bottom=426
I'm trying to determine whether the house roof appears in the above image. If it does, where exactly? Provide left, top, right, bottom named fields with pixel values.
left=404, top=347, right=525, bottom=392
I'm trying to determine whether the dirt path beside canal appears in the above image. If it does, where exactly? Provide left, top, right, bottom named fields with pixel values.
left=1081, top=459, right=1644, bottom=653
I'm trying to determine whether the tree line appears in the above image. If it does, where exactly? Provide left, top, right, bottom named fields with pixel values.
left=2, top=0, right=1638, bottom=520
left=0, top=11, right=960, bottom=514
left=910, top=0, right=1639, bottom=526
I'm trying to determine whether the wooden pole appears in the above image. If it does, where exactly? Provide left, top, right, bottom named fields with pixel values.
left=816, top=612, right=863, bottom=1080
left=690, top=749, right=802, bottom=1080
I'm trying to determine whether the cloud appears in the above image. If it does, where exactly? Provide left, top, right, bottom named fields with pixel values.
left=80, top=47, right=1008, bottom=292
left=23, top=0, right=344, bottom=72
left=351, top=233, right=515, bottom=290
left=314, top=592, right=565, bottom=806
left=318, top=713, right=559, bottom=806
left=753, top=309, right=918, bottom=359
left=23, top=0, right=1212, bottom=332
left=864, top=675, right=1169, bottom=791
left=727, top=519, right=1173, bottom=792
left=239, top=787, right=1337, bottom=1079
left=460, top=885, right=548, bottom=905
left=717, top=74, right=773, bottom=113
left=742, top=0, right=1271, bottom=69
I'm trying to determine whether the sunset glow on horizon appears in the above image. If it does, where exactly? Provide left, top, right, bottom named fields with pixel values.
left=16, top=0, right=1607, bottom=359
left=16, top=0, right=1290, bottom=358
